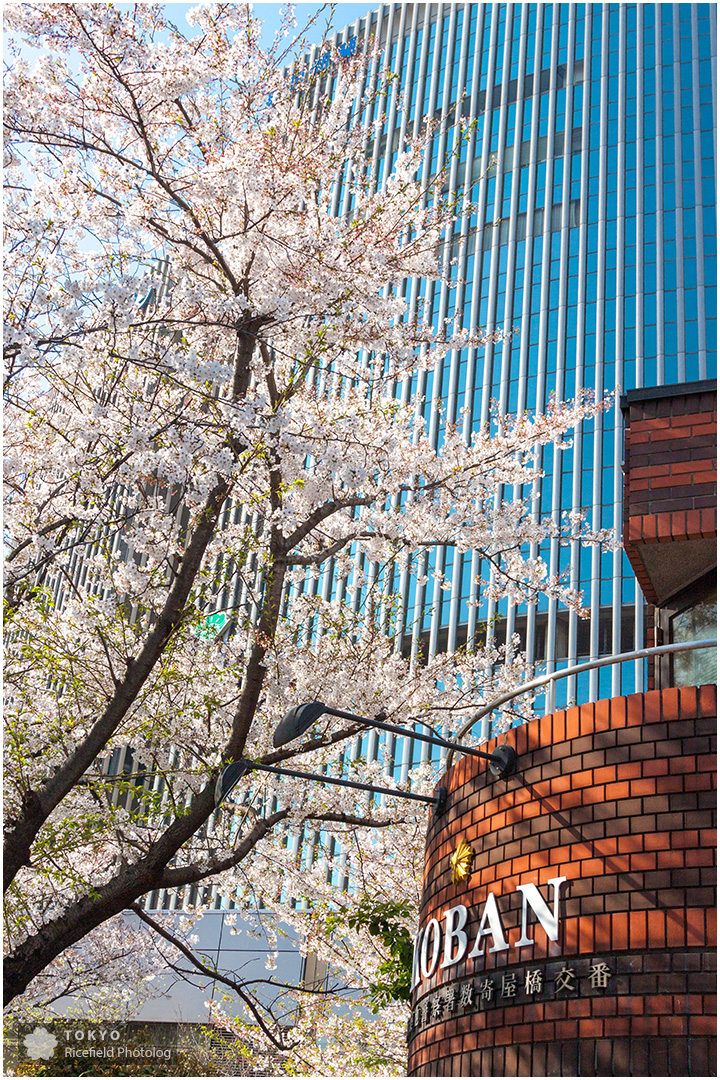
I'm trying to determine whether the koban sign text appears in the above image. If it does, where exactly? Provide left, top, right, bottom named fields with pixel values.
left=412, top=877, right=567, bottom=988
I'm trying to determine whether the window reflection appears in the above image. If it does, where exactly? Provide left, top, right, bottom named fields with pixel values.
left=671, top=588, right=717, bottom=687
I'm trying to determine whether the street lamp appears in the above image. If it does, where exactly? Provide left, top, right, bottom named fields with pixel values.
left=273, top=701, right=517, bottom=779
left=215, top=758, right=447, bottom=815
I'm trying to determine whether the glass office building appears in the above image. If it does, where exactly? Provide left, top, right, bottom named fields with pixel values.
left=308, top=2, right=717, bottom=742
left=137, top=1, right=716, bottom=1017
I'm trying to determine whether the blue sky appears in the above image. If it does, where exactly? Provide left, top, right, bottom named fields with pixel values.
left=162, top=3, right=377, bottom=50
left=7, top=4, right=378, bottom=70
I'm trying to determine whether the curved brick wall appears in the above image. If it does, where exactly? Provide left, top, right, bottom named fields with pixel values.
left=408, top=686, right=717, bottom=1077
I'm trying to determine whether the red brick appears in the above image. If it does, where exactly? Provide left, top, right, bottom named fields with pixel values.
left=668, top=756, right=698, bottom=774
left=646, top=994, right=674, bottom=1015
left=552, top=1019, right=578, bottom=1040
left=629, top=851, right=657, bottom=871
left=617, top=762, right=645, bottom=782
left=662, top=1016, right=689, bottom=1035
left=604, top=1017, right=632, bottom=1036
left=686, top=908, right=708, bottom=947
left=513, top=726, right=529, bottom=756
left=632, top=417, right=668, bottom=431
left=676, top=686, right=698, bottom=717
left=647, top=909, right=668, bottom=948
left=684, top=409, right=716, bottom=425
left=648, top=474, right=683, bottom=489
left=669, top=457, right=713, bottom=475
left=617, top=996, right=645, bottom=1016
left=577, top=916, right=594, bottom=953
left=643, top=759, right=670, bottom=777
left=689, top=1014, right=717, bottom=1035
left=670, top=510, right=688, bottom=537
left=684, top=773, right=715, bottom=792
left=650, top=425, right=693, bottom=440
left=656, top=513, right=673, bottom=539
left=630, top=777, right=660, bottom=796
left=593, top=914, right=612, bottom=951
left=647, top=831, right=676, bottom=854
left=700, top=507, right=716, bottom=534
left=611, top=912, right=629, bottom=950
left=636, top=463, right=673, bottom=478
left=631, top=1016, right=659, bottom=1036
left=670, top=829, right=700, bottom=847
left=560, top=787, right=588, bottom=809
left=641, top=514, right=657, bottom=539
left=682, top=851, right=716, bottom=868
left=698, top=684, right=717, bottom=714
left=509, top=1024, right=533, bottom=1043
left=563, top=916, right=579, bottom=953
left=592, top=837, right=619, bottom=857
left=529, top=850, right=551, bottom=868
left=511, top=854, right=531, bottom=875
left=618, top=832, right=649, bottom=853
left=685, top=508, right=703, bottom=537
left=627, top=693, right=648, bottom=727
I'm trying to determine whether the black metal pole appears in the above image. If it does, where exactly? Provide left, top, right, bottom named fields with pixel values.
left=239, top=759, right=439, bottom=805
left=320, top=706, right=503, bottom=764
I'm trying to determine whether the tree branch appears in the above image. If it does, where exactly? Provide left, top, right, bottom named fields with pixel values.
left=129, top=905, right=296, bottom=1051
left=287, top=533, right=366, bottom=566
left=283, top=496, right=374, bottom=554
left=156, top=808, right=289, bottom=889
left=3, top=476, right=232, bottom=893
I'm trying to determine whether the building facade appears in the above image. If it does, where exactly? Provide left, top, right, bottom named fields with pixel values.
left=312, top=1, right=716, bottom=757
left=379, top=11, right=718, bottom=1069
left=409, top=684, right=717, bottom=1077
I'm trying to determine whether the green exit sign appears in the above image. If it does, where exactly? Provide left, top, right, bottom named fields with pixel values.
left=195, top=611, right=227, bottom=640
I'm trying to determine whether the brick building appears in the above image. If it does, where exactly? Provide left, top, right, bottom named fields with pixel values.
left=622, top=381, right=717, bottom=691
left=408, top=687, right=716, bottom=1077
left=407, top=381, right=716, bottom=1077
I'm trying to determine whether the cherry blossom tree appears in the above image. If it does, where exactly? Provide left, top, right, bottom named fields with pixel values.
left=4, top=1, right=613, bottom=1064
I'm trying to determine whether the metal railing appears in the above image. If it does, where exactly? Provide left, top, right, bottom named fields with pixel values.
left=444, top=639, right=717, bottom=771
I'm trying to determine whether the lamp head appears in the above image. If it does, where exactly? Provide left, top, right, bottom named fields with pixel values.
left=273, top=701, right=327, bottom=748
left=214, top=758, right=254, bottom=807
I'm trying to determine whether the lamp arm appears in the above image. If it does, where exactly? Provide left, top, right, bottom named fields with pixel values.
left=321, top=707, right=504, bottom=764
left=238, top=758, right=440, bottom=806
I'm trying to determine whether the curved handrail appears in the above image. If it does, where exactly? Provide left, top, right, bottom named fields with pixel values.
left=444, top=639, right=717, bottom=771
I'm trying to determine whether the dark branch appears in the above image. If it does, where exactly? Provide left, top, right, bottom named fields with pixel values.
left=129, top=905, right=296, bottom=1050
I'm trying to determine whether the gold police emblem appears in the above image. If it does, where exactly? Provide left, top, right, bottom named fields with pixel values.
left=450, top=838, right=475, bottom=884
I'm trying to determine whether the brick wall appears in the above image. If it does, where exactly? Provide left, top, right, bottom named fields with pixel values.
left=623, top=382, right=716, bottom=606
left=407, top=686, right=717, bottom=1077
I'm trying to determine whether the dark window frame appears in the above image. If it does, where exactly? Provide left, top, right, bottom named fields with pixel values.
left=656, top=570, right=717, bottom=689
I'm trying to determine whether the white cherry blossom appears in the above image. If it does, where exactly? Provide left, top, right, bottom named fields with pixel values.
left=4, top=4, right=614, bottom=1067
